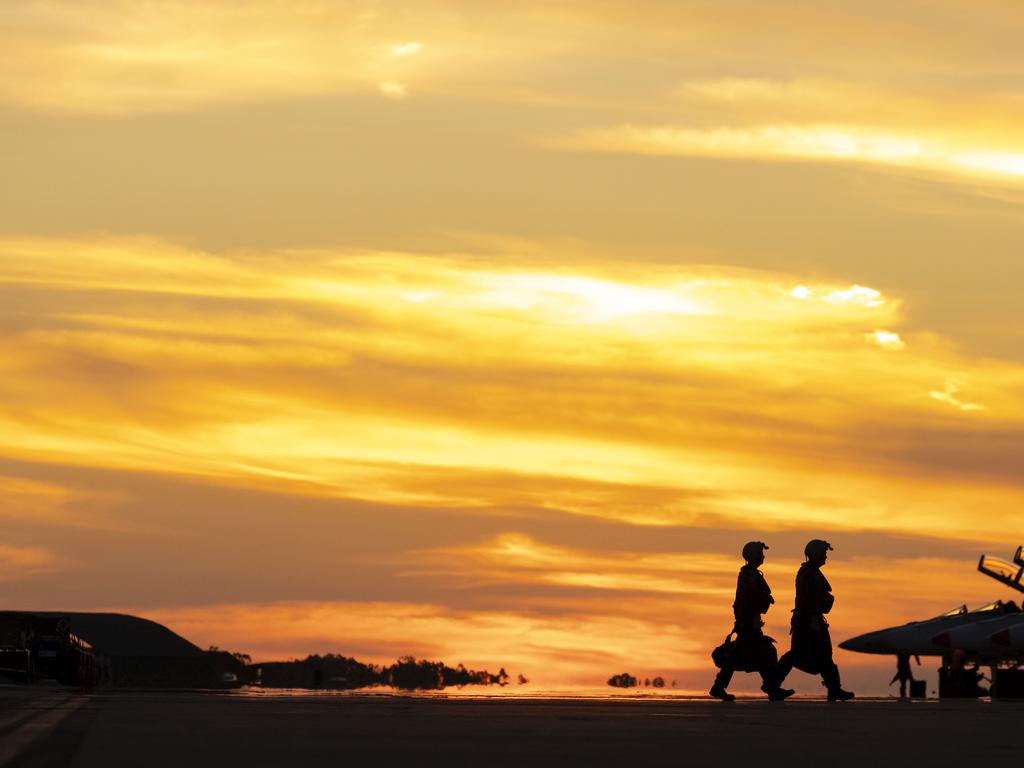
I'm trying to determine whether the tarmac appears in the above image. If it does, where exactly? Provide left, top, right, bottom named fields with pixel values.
left=2, top=687, right=1022, bottom=767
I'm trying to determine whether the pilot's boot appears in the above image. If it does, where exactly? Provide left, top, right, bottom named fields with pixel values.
left=762, top=684, right=795, bottom=701
left=827, top=687, right=855, bottom=702
left=759, top=668, right=794, bottom=700
left=709, top=684, right=735, bottom=702
left=823, top=663, right=854, bottom=701
left=710, top=668, right=735, bottom=702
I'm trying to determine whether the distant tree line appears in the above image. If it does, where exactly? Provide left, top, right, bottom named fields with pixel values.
left=256, top=653, right=521, bottom=691
left=607, top=673, right=671, bottom=689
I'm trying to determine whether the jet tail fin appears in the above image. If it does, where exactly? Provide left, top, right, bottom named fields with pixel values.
left=978, top=550, right=1024, bottom=594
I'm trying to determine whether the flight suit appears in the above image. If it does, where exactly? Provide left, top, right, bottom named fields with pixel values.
left=712, top=564, right=780, bottom=690
left=891, top=653, right=914, bottom=697
left=777, top=561, right=843, bottom=691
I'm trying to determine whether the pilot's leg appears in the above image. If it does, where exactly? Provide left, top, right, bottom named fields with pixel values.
left=759, top=663, right=794, bottom=700
left=775, top=649, right=794, bottom=687
left=819, top=651, right=851, bottom=704
left=821, top=661, right=841, bottom=691
left=756, top=641, right=777, bottom=686
left=756, top=639, right=793, bottom=699
left=710, top=664, right=735, bottom=701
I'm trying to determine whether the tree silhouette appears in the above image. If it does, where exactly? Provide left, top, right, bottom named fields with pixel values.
left=255, top=653, right=516, bottom=691
left=607, top=673, right=637, bottom=688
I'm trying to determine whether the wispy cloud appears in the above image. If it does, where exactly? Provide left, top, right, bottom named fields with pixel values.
left=412, top=533, right=737, bottom=597
left=378, top=80, right=407, bottom=98
left=0, top=2, right=435, bottom=112
left=866, top=330, right=905, bottom=350
left=0, top=544, right=58, bottom=578
left=566, top=123, right=1024, bottom=185
left=391, top=42, right=423, bottom=58
left=930, top=379, right=986, bottom=412
left=7, top=2, right=1023, bottom=118
left=1, top=237, right=1022, bottom=542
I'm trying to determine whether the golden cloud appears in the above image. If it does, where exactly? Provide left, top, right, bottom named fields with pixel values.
left=410, top=533, right=737, bottom=597
left=5, top=1, right=1022, bottom=120
left=2, top=237, right=1023, bottom=543
left=566, top=123, right=1024, bottom=185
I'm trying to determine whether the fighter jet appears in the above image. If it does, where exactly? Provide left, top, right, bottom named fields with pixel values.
left=839, top=546, right=1024, bottom=697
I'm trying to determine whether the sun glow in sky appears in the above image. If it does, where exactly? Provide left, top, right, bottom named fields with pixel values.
left=4, top=0, right=1024, bottom=693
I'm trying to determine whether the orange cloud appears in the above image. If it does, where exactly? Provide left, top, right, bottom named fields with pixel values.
left=0, top=543, right=58, bottom=579
left=141, top=601, right=707, bottom=686
left=2, top=237, right=1023, bottom=542
left=412, top=533, right=736, bottom=598
left=129, top=547, right=1012, bottom=689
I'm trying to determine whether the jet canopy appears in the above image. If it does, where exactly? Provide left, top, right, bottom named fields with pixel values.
left=969, top=600, right=1020, bottom=615
left=978, top=547, right=1024, bottom=594
left=931, top=601, right=1019, bottom=622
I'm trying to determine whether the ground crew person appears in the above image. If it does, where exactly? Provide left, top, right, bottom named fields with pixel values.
left=777, top=539, right=855, bottom=701
left=710, top=541, right=795, bottom=701
left=891, top=652, right=919, bottom=698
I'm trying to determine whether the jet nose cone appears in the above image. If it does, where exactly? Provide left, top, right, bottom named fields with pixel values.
left=839, top=629, right=894, bottom=654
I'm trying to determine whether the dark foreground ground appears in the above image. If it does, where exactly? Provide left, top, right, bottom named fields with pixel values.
left=3, top=687, right=1021, bottom=767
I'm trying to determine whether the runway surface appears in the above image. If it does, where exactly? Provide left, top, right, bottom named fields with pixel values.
left=2, top=688, right=1021, bottom=767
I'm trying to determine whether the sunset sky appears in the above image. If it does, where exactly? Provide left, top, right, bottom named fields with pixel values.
left=3, top=1, right=1024, bottom=693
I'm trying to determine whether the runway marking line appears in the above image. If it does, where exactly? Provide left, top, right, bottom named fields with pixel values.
left=0, top=694, right=91, bottom=767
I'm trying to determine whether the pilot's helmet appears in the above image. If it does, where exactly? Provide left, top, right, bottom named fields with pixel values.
left=804, top=539, right=833, bottom=560
left=742, top=541, right=769, bottom=562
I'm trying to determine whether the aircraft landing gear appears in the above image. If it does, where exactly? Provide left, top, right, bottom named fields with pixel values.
left=938, top=664, right=988, bottom=698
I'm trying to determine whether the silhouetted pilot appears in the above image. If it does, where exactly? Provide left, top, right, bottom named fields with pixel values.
left=710, top=541, right=795, bottom=701
left=777, top=539, right=854, bottom=701
left=890, top=652, right=919, bottom=698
